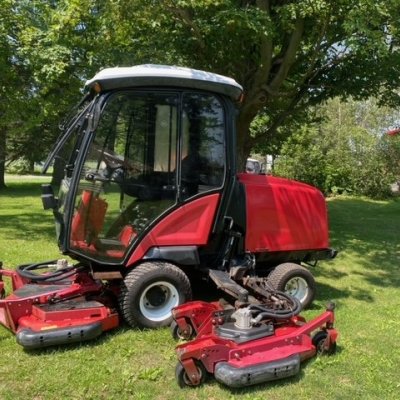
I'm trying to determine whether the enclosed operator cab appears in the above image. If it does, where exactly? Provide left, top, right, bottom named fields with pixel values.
left=40, top=65, right=248, bottom=328
left=43, top=65, right=242, bottom=268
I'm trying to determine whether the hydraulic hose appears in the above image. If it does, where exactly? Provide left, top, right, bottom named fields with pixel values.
left=249, top=291, right=302, bottom=322
left=16, top=260, right=85, bottom=283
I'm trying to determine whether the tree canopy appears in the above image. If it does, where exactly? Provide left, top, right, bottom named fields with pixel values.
left=96, top=0, right=400, bottom=164
left=1, top=0, right=400, bottom=187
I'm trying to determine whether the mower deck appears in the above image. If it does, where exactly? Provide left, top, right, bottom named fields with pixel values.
left=173, top=300, right=338, bottom=388
left=0, top=265, right=119, bottom=349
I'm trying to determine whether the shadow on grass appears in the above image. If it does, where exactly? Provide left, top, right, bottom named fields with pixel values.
left=0, top=182, right=47, bottom=197
left=0, top=213, right=55, bottom=241
left=315, top=197, right=400, bottom=292
left=0, top=181, right=56, bottom=241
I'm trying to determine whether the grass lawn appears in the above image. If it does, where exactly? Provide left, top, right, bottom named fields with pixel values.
left=0, top=175, right=400, bottom=399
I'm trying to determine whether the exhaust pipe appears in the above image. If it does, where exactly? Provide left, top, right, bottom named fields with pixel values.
left=214, top=354, right=300, bottom=388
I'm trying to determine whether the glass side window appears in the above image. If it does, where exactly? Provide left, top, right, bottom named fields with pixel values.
left=70, top=92, right=179, bottom=262
left=181, top=93, right=225, bottom=199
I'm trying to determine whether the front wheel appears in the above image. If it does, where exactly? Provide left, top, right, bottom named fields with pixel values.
left=267, top=263, right=316, bottom=309
left=119, top=262, right=192, bottom=328
left=312, top=330, right=337, bottom=355
left=170, top=320, right=195, bottom=341
left=175, top=361, right=207, bottom=388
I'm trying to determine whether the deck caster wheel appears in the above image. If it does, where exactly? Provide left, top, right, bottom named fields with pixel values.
left=267, top=263, right=316, bottom=308
left=175, top=361, right=207, bottom=388
left=119, top=262, right=192, bottom=329
left=312, top=330, right=337, bottom=355
left=170, top=320, right=195, bottom=341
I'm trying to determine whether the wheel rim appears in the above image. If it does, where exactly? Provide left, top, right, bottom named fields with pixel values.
left=179, top=362, right=204, bottom=387
left=316, top=338, right=327, bottom=354
left=139, top=281, right=179, bottom=322
left=176, top=323, right=194, bottom=340
left=314, top=332, right=328, bottom=354
left=284, top=276, right=308, bottom=304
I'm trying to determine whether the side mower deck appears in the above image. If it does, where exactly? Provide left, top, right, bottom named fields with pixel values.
left=0, top=264, right=119, bottom=349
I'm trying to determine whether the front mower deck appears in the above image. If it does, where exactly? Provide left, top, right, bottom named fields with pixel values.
left=173, top=300, right=338, bottom=388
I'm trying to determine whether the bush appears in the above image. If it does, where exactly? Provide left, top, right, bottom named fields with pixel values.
left=6, top=158, right=34, bottom=175
left=274, top=101, right=395, bottom=199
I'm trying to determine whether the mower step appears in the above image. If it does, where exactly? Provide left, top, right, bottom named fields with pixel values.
left=13, top=283, right=71, bottom=298
left=31, top=300, right=108, bottom=321
left=208, top=269, right=249, bottom=302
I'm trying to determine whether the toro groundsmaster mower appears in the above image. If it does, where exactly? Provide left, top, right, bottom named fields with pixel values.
left=0, top=65, right=336, bottom=349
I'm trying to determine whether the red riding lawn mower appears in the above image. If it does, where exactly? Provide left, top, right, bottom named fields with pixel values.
left=0, top=65, right=337, bottom=363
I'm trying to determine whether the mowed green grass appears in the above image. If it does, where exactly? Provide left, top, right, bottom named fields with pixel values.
left=0, top=175, right=400, bottom=400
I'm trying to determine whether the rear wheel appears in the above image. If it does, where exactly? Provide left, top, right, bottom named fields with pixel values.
left=267, top=263, right=315, bottom=308
left=119, top=262, right=192, bottom=328
left=175, top=361, right=207, bottom=388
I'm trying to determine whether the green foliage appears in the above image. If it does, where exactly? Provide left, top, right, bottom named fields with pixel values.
left=124, top=0, right=400, bottom=161
left=2, top=0, right=400, bottom=181
left=379, top=133, right=400, bottom=178
left=272, top=125, right=328, bottom=190
left=6, top=158, right=33, bottom=175
left=274, top=98, right=399, bottom=198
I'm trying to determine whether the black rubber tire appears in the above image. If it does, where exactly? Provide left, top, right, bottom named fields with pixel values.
left=170, top=319, right=195, bottom=341
left=175, top=361, right=207, bottom=388
left=119, top=262, right=192, bottom=329
left=312, top=330, right=337, bottom=355
left=267, top=262, right=316, bottom=309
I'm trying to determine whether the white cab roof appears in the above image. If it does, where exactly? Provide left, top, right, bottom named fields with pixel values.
left=85, top=64, right=243, bottom=100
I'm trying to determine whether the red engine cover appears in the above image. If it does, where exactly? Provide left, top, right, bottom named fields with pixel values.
left=238, top=173, right=329, bottom=253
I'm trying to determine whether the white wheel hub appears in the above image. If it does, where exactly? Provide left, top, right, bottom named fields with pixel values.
left=284, top=276, right=308, bottom=304
left=139, top=281, right=179, bottom=321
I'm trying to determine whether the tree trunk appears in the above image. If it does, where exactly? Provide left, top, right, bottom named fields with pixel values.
left=236, top=139, right=252, bottom=173
left=28, top=159, right=34, bottom=174
left=0, top=131, right=6, bottom=189
left=236, top=111, right=257, bottom=172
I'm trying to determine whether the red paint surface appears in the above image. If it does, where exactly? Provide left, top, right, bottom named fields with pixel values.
left=127, top=194, right=220, bottom=265
left=387, top=128, right=400, bottom=136
left=238, top=173, right=329, bottom=252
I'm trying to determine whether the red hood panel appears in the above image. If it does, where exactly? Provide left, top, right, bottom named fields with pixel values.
left=238, top=174, right=329, bottom=253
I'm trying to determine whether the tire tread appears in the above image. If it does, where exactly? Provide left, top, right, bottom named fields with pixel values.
left=267, top=262, right=315, bottom=308
left=119, top=261, right=191, bottom=328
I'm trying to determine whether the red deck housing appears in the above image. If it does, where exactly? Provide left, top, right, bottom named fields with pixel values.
left=173, top=300, right=338, bottom=388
